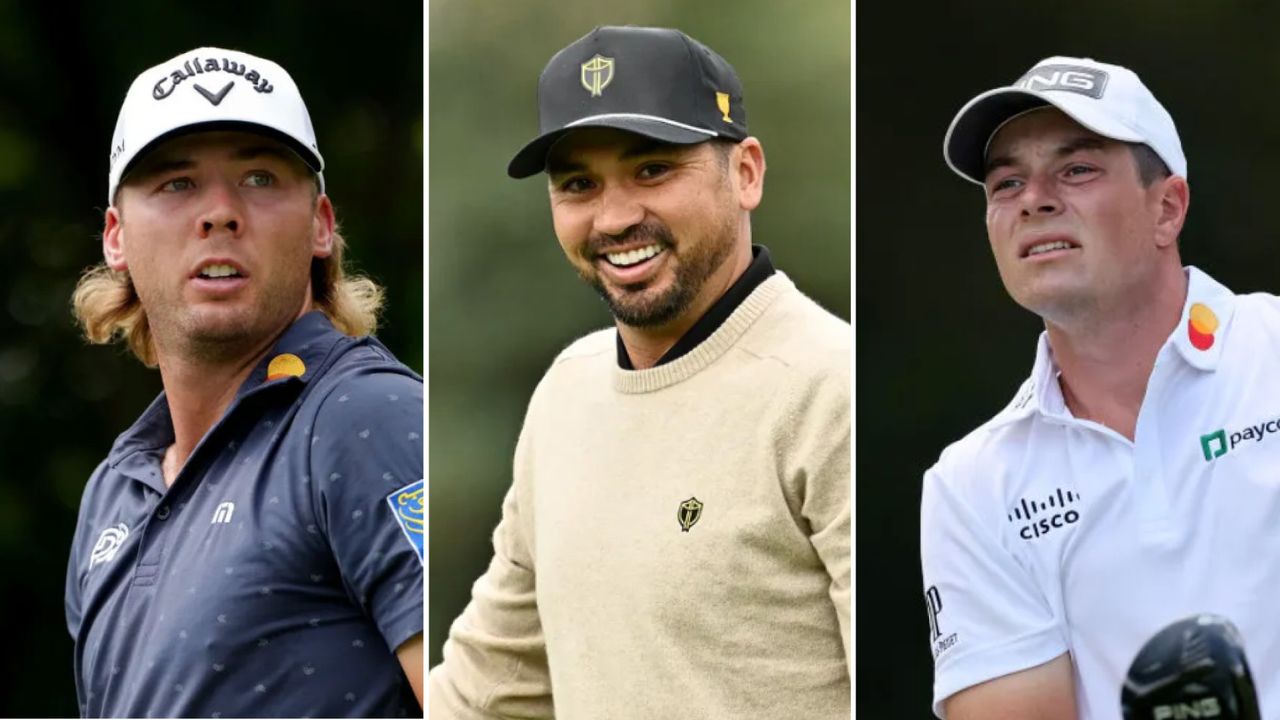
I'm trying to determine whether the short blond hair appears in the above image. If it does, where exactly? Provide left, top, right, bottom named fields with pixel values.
left=72, top=227, right=383, bottom=367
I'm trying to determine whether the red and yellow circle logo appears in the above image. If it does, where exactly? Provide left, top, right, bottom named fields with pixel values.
left=266, top=353, right=306, bottom=381
left=1187, top=303, right=1218, bottom=351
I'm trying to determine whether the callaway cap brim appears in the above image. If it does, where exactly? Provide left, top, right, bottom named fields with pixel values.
left=508, top=114, right=717, bottom=179
left=117, top=120, right=324, bottom=190
left=944, top=87, right=1147, bottom=185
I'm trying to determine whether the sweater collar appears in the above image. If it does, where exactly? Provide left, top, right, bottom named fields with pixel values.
left=616, top=245, right=776, bottom=369
left=613, top=271, right=792, bottom=394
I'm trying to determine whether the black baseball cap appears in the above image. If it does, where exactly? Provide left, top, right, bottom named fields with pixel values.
left=507, top=25, right=748, bottom=179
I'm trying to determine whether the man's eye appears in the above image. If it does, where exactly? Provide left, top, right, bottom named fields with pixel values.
left=244, top=171, right=275, bottom=187
left=1064, top=164, right=1096, bottom=177
left=559, top=177, right=594, bottom=193
left=637, top=163, right=670, bottom=179
left=160, top=177, right=194, bottom=193
left=990, top=177, right=1021, bottom=193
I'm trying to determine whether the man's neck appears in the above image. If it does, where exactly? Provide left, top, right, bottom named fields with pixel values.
left=154, top=314, right=304, bottom=486
left=1045, top=268, right=1188, bottom=441
left=618, top=245, right=753, bottom=370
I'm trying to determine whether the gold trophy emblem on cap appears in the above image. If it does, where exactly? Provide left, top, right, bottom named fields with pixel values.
left=580, top=55, right=614, bottom=97
left=716, top=92, right=732, bottom=122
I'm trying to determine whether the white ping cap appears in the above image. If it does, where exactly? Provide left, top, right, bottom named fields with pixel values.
left=943, top=56, right=1186, bottom=185
left=107, top=47, right=325, bottom=204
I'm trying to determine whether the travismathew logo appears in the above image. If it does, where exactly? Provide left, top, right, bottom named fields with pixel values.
left=153, top=54, right=274, bottom=100
left=1007, top=487, right=1081, bottom=541
left=1015, top=64, right=1108, bottom=99
left=1200, top=414, right=1280, bottom=461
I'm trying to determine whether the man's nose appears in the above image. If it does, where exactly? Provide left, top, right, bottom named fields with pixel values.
left=1019, top=175, right=1062, bottom=218
left=593, top=184, right=645, bottom=238
left=197, top=182, right=245, bottom=238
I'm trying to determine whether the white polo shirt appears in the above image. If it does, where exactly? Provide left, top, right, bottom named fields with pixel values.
left=921, top=267, right=1280, bottom=720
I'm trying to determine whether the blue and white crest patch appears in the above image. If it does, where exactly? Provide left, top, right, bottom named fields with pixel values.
left=386, top=479, right=424, bottom=565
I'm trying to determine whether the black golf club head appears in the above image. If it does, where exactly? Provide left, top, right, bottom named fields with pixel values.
left=1121, top=614, right=1260, bottom=720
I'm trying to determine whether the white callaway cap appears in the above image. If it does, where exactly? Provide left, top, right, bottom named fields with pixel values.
left=943, top=56, right=1186, bottom=185
left=107, top=47, right=325, bottom=204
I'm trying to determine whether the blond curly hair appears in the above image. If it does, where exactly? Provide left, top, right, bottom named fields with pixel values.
left=72, top=227, right=383, bottom=367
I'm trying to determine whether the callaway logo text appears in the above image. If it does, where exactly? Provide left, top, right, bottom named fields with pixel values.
left=1200, top=413, right=1280, bottom=461
left=153, top=55, right=274, bottom=100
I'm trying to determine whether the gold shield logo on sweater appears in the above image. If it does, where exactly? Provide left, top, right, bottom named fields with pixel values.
left=580, top=55, right=614, bottom=97
left=678, top=497, right=703, bottom=532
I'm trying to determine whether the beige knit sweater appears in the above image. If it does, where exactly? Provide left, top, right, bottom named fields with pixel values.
left=430, top=273, right=851, bottom=719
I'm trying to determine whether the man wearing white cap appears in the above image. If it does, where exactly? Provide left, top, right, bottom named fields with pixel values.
left=922, top=57, right=1280, bottom=718
left=64, top=48, right=423, bottom=717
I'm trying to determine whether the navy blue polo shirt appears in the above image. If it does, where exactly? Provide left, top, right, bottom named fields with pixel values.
left=65, top=312, right=424, bottom=718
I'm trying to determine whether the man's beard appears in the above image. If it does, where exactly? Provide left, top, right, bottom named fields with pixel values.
left=581, top=217, right=736, bottom=328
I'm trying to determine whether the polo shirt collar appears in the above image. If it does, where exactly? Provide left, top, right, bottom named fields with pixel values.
left=993, top=266, right=1237, bottom=429
left=106, top=311, right=348, bottom=477
left=1169, top=265, right=1235, bottom=372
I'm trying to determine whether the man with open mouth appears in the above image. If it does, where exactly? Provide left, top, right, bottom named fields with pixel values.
left=65, top=47, right=423, bottom=717
left=923, top=56, right=1280, bottom=719
left=430, top=25, right=851, bottom=719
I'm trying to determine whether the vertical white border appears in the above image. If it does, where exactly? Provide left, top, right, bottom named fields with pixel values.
left=848, top=1, right=858, bottom=716
left=421, top=0, right=432, bottom=711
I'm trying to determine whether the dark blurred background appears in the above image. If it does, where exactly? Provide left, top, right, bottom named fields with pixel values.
left=428, top=0, right=850, bottom=668
left=0, top=2, right=421, bottom=715
left=858, top=2, right=1280, bottom=716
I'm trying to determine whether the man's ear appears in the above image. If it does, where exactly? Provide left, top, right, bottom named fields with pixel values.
left=312, top=194, right=335, bottom=259
left=1153, top=174, right=1189, bottom=250
left=734, top=137, right=766, bottom=212
left=103, top=207, right=128, bottom=271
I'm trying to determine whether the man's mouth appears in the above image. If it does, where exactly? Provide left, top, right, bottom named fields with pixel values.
left=604, top=244, right=665, bottom=267
left=1023, top=240, right=1079, bottom=258
left=193, top=261, right=247, bottom=280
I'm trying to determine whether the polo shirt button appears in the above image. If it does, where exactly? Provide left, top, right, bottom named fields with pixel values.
left=157, top=505, right=171, bottom=520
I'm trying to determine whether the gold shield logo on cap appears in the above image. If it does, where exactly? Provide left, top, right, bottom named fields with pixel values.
left=716, top=92, right=732, bottom=122
left=580, top=55, right=614, bottom=97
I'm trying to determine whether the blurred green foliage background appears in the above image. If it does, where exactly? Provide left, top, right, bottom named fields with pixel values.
left=0, top=2, right=420, bottom=714
left=860, top=2, right=1280, bottom=715
left=428, top=0, right=850, bottom=668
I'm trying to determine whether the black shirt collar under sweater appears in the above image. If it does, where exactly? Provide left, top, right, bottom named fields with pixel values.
left=616, top=244, right=776, bottom=370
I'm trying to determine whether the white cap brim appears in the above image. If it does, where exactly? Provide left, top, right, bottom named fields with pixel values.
left=944, top=87, right=1146, bottom=186
left=107, top=48, right=325, bottom=204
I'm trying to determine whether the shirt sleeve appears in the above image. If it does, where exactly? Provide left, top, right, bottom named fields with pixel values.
left=429, top=428, right=554, bottom=720
left=920, top=466, right=1067, bottom=718
left=309, top=368, right=424, bottom=654
left=66, top=460, right=109, bottom=713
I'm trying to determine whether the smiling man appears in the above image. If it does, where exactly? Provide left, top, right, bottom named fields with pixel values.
left=922, top=57, right=1280, bottom=719
left=429, top=25, right=850, bottom=719
left=65, top=48, right=423, bottom=717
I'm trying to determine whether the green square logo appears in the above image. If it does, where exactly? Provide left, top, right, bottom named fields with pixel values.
left=1200, top=429, right=1227, bottom=462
